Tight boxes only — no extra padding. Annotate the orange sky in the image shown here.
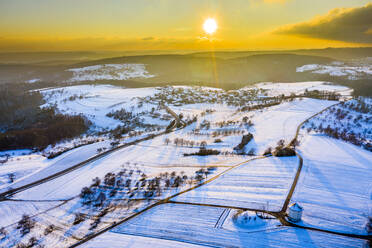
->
[0,0,371,51]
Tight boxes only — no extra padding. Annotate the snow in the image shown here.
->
[296,63,372,80]
[167,98,337,156]
[11,134,243,200]
[0,200,61,227]
[302,97,372,150]
[233,211,267,228]
[0,140,112,195]
[0,154,49,189]
[173,156,299,212]
[0,149,33,157]
[26,78,41,84]
[110,203,366,248]
[38,84,347,134]
[81,232,207,248]
[40,84,166,131]
[0,196,157,248]
[224,209,279,232]
[296,64,319,72]
[292,134,372,235]
[251,82,352,97]
[248,98,336,154]
[7,95,338,204]
[67,63,155,82]
[1,82,369,247]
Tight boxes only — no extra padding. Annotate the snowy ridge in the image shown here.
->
[250,81,352,97]
[67,63,155,82]
[297,63,372,80]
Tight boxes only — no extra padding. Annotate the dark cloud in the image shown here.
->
[274,3,372,43]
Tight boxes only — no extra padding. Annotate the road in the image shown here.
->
[70,100,372,247]
[2,100,369,247]
[0,105,184,200]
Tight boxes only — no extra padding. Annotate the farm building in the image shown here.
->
[288,203,303,222]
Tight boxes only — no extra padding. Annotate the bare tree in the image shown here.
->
[91,177,101,187]
[8,173,15,183]
[164,138,170,145]
[0,227,7,240]
[17,215,35,236]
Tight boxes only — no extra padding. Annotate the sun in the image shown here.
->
[203,18,218,35]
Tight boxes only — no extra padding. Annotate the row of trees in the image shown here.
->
[164,138,207,148]
[78,166,217,231]
[80,167,217,208]
[214,116,253,128]
[238,99,283,112]
[304,97,371,151]
[342,97,372,114]
[189,128,247,137]
[184,147,220,156]
[306,124,371,151]
[0,213,56,247]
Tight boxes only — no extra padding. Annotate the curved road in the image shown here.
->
[2,100,368,247]
[69,101,372,247]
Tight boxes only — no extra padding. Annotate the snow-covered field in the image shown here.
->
[1,85,338,192]
[251,81,352,97]
[39,83,349,133]
[0,153,49,189]
[292,134,372,235]
[82,232,207,248]
[10,97,338,201]
[0,200,62,228]
[0,81,369,247]
[297,63,372,80]
[173,156,299,211]
[247,98,336,154]
[41,84,166,131]
[169,98,337,155]
[67,64,155,82]
[11,133,243,201]
[302,97,372,150]
[109,203,366,248]
[0,140,112,194]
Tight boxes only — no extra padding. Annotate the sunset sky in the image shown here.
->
[0,0,371,51]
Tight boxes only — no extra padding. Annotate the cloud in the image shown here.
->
[0,36,227,52]
[142,37,154,41]
[273,3,372,43]
[251,0,288,5]
[263,0,287,3]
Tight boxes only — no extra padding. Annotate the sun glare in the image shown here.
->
[203,18,218,35]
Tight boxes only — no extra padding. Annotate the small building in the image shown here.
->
[288,203,303,222]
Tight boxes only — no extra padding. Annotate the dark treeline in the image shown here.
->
[0,108,90,151]
[0,84,90,151]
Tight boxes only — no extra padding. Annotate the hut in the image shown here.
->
[288,203,303,222]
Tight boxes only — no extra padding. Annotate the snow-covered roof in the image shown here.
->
[289,203,303,212]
